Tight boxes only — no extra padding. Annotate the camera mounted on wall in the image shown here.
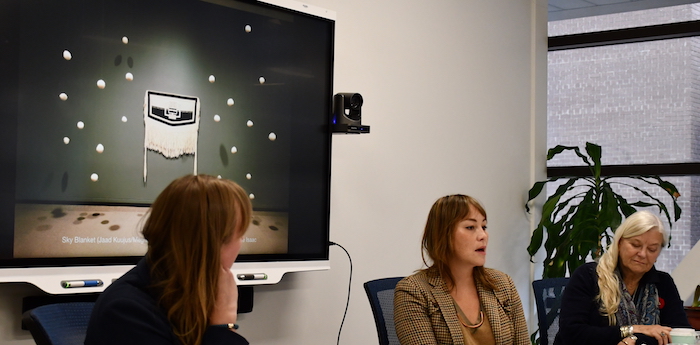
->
[332,93,370,134]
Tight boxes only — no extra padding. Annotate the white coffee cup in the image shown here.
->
[670,328,697,345]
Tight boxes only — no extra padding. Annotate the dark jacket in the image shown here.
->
[554,262,690,345]
[85,258,249,345]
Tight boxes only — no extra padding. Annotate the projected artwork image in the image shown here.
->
[14,204,149,258]
[7,0,337,260]
[14,204,288,258]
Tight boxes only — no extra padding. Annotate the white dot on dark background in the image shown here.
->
[90,173,99,182]
[121,116,128,122]
[63,137,70,144]
[59,93,68,101]
[209,75,216,83]
[247,120,253,127]
[259,76,265,84]
[268,132,277,141]
[125,72,133,81]
[63,50,72,60]
[77,121,84,129]
[214,114,221,122]
[96,144,104,153]
[97,79,106,89]
[122,36,129,44]
[245,25,252,33]
[246,173,252,180]
[227,98,234,106]
[217,175,222,179]
[230,146,237,154]
[248,193,255,200]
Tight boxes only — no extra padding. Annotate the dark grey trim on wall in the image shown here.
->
[548,20,700,51]
[548,163,700,178]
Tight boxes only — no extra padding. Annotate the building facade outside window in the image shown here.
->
[547,4,700,272]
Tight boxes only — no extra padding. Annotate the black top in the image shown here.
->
[554,262,690,345]
[85,258,249,345]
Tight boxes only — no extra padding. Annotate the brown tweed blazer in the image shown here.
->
[394,268,529,345]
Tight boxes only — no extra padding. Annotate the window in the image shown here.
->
[547,4,700,272]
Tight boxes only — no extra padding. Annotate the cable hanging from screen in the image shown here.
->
[329,241,352,345]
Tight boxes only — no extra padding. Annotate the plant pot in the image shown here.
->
[685,306,700,330]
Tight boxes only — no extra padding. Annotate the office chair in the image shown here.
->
[532,277,570,345]
[364,277,404,345]
[22,302,95,345]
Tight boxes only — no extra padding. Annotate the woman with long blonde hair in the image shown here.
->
[86,174,251,345]
[555,210,690,345]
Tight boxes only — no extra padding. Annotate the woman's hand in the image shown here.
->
[209,266,239,328]
[618,336,637,345]
[633,325,672,345]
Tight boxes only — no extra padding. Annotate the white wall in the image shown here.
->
[0,0,548,344]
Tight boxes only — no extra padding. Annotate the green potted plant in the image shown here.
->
[526,142,683,345]
[526,142,682,278]
[686,285,700,329]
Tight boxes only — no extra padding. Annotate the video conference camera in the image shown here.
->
[332,93,370,134]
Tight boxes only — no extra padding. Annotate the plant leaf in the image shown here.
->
[599,182,623,231]
[526,176,579,212]
[611,179,673,226]
[585,142,602,178]
[547,145,592,167]
[528,223,545,258]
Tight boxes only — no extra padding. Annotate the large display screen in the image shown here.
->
[0,0,333,268]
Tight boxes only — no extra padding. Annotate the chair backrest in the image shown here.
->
[22,302,95,345]
[364,277,404,345]
[532,277,570,345]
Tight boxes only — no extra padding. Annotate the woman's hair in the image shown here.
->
[421,194,495,291]
[142,174,252,345]
[596,210,667,325]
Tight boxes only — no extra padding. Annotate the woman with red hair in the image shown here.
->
[86,174,251,345]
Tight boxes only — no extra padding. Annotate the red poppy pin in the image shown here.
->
[659,297,665,309]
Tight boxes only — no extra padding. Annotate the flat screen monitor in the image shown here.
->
[0,0,334,293]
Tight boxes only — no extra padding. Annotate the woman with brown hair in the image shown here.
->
[86,174,251,345]
[394,194,529,345]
